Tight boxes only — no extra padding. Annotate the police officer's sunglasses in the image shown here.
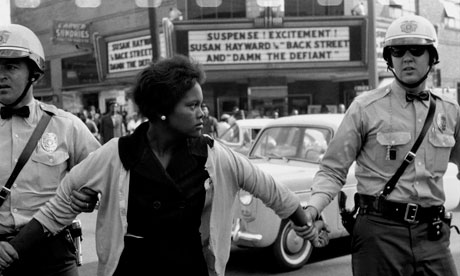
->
[388,45,427,58]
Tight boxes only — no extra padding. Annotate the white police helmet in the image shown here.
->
[0,24,45,75]
[383,15,439,66]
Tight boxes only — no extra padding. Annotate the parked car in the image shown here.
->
[217,118,272,155]
[231,114,460,271]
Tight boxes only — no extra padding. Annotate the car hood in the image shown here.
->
[251,159,318,191]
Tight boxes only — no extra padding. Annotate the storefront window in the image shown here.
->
[387,0,415,19]
[62,54,99,86]
[178,0,246,19]
[285,0,344,17]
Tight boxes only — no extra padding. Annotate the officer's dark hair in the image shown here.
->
[133,54,206,122]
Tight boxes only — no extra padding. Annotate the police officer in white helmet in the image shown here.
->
[0,24,100,275]
[296,14,460,276]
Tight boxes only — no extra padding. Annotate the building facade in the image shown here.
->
[10,0,460,118]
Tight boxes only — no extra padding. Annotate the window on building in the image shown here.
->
[285,0,344,17]
[178,0,246,19]
[14,0,40,8]
[443,1,460,29]
[62,54,99,86]
[432,68,441,87]
[388,0,415,19]
[75,0,101,8]
[34,61,51,89]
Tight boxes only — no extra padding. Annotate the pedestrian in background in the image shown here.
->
[216,113,230,137]
[0,23,100,276]
[201,103,218,137]
[227,106,245,125]
[297,15,459,276]
[126,112,142,134]
[100,101,125,144]
[0,54,327,276]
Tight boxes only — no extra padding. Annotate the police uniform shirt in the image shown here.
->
[310,81,460,211]
[0,99,100,234]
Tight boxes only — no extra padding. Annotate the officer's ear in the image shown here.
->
[30,73,42,83]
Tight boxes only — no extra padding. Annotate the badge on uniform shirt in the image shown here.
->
[436,113,447,132]
[41,132,58,153]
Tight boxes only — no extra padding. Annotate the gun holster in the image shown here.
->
[65,219,83,266]
[338,192,359,235]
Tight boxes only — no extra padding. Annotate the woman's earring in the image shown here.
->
[160,115,166,121]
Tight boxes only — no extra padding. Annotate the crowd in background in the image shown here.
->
[74,102,347,142]
[75,103,145,144]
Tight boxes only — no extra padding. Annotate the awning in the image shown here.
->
[443,1,460,19]
[389,0,404,7]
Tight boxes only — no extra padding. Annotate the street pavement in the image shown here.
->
[77,208,460,276]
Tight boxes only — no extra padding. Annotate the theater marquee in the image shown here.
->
[187,27,350,65]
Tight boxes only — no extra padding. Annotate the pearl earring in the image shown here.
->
[160,115,166,120]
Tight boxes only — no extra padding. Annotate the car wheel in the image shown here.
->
[271,219,313,271]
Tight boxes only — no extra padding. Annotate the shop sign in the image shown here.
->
[53,21,91,46]
[188,27,350,65]
[107,35,153,73]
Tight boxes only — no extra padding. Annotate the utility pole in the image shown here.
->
[368,0,378,89]
[148,6,160,62]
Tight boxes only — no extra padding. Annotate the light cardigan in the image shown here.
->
[34,137,300,276]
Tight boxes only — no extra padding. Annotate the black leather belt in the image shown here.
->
[358,194,444,224]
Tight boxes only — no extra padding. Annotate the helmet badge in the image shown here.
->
[400,20,418,34]
[0,31,11,45]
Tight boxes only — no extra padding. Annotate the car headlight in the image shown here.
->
[239,190,253,205]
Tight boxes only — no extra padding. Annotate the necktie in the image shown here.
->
[0,106,30,119]
[406,91,429,102]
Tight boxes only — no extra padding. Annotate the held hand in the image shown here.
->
[291,206,320,240]
[70,187,99,213]
[311,220,330,248]
[0,241,18,271]
[292,223,318,241]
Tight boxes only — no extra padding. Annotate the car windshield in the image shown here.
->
[219,122,263,144]
[250,126,331,163]
[219,123,242,143]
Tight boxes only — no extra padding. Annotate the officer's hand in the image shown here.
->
[70,187,99,213]
[0,241,18,271]
[304,206,319,227]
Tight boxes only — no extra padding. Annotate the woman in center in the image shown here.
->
[8,55,322,276]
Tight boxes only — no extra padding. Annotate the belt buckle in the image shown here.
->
[404,203,419,223]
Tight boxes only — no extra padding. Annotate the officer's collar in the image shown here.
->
[390,81,429,108]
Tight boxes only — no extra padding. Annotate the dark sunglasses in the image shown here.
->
[388,46,427,58]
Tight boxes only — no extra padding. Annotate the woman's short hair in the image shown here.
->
[133,55,206,121]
